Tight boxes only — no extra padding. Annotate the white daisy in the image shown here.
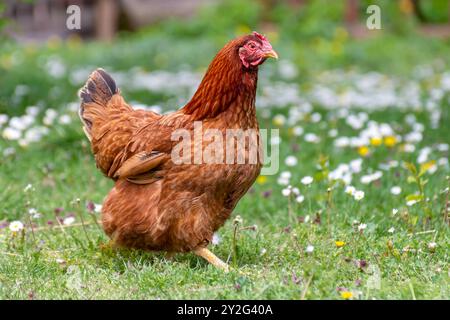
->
[345,186,356,195]
[58,114,72,125]
[328,129,338,137]
[2,127,21,140]
[94,204,102,213]
[23,184,33,193]
[9,221,24,232]
[280,171,292,179]
[292,126,304,136]
[270,136,281,145]
[304,133,320,143]
[390,186,402,195]
[63,217,75,225]
[282,187,292,197]
[301,176,313,185]
[353,190,365,201]
[285,156,298,167]
[211,233,221,245]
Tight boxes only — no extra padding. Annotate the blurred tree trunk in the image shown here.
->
[411,0,427,22]
[95,0,118,41]
[345,0,359,25]
[33,0,50,30]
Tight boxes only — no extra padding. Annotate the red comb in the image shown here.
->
[252,31,267,41]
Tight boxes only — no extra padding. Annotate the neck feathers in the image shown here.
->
[182,42,258,120]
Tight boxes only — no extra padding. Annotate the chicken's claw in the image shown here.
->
[194,247,230,272]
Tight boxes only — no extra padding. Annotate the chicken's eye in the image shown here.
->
[247,42,256,50]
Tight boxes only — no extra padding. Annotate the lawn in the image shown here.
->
[0,1,449,300]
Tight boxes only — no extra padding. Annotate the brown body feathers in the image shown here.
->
[78,34,270,253]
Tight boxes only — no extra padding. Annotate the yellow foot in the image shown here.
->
[194,247,230,272]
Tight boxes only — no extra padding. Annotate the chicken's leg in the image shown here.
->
[194,247,229,272]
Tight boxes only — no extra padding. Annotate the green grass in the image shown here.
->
[0,103,448,299]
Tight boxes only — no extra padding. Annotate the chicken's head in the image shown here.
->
[238,31,278,69]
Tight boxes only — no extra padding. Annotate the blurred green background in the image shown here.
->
[1,0,450,116]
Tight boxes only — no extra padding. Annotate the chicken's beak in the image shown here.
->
[264,49,279,60]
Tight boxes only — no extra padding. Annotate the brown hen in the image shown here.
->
[78,32,278,271]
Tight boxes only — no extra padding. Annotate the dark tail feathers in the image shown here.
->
[78,68,118,105]
[78,68,118,139]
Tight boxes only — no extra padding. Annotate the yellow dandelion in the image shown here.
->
[267,31,279,42]
[287,127,295,137]
[334,27,349,41]
[370,137,382,147]
[47,35,62,49]
[420,160,436,173]
[399,0,414,15]
[0,54,12,69]
[272,115,286,126]
[335,241,346,248]
[357,146,370,157]
[235,24,251,36]
[67,34,82,48]
[331,42,343,56]
[384,136,397,147]
[25,44,37,56]
[340,291,353,299]
[256,175,267,185]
